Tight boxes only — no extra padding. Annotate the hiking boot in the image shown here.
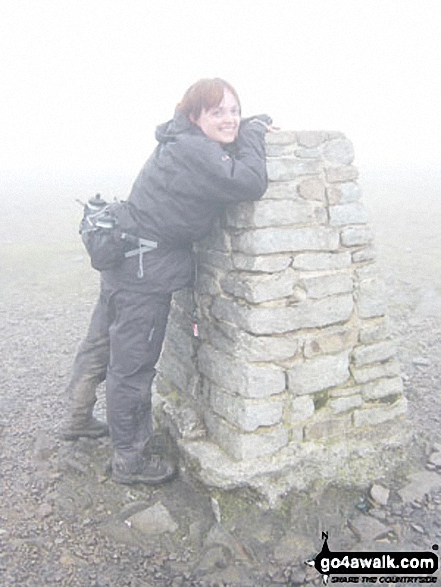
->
[112,453,177,486]
[59,417,109,440]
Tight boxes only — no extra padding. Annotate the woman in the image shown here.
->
[61,78,274,485]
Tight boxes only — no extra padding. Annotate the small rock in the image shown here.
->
[398,471,441,503]
[370,483,390,507]
[196,544,231,575]
[410,523,425,534]
[37,503,53,519]
[127,502,178,536]
[428,452,441,467]
[348,515,391,542]
[412,357,431,367]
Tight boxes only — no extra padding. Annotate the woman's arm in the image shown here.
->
[166,118,270,204]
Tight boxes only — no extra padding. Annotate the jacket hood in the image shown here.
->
[155,112,199,143]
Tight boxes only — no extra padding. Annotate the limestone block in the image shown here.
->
[288,351,350,395]
[158,351,194,394]
[264,180,299,200]
[211,294,354,335]
[301,273,353,299]
[204,411,289,460]
[294,147,321,158]
[329,203,369,226]
[265,131,297,145]
[362,376,403,401]
[304,412,353,440]
[231,226,340,255]
[327,182,361,205]
[352,341,395,367]
[303,328,358,358]
[329,394,363,414]
[326,166,359,183]
[197,344,285,398]
[292,251,352,271]
[298,177,327,202]
[359,318,391,344]
[296,131,327,147]
[209,386,284,432]
[351,359,401,384]
[267,157,322,181]
[226,199,322,229]
[220,270,296,304]
[341,226,373,246]
[322,139,355,165]
[352,247,376,263]
[356,279,387,319]
[291,396,315,423]
[353,397,407,428]
[231,253,292,273]
[265,143,296,157]
[209,321,299,362]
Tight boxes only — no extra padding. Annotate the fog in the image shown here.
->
[1,0,440,246]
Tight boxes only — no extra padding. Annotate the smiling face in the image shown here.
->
[192,90,240,144]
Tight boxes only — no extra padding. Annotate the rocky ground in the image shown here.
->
[1,167,441,585]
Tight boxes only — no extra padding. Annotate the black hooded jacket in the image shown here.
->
[101,112,269,293]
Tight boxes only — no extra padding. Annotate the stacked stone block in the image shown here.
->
[155,130,407,492]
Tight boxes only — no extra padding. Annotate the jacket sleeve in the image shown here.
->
[165,119,268,204]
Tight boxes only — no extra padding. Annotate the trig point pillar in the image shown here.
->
[155,130,409,507]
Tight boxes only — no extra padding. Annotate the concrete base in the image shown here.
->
[155,393,413,509]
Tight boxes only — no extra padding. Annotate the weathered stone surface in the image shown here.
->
[298,177,327,202]
[198,249,233,271]
[292,251,352,271]
[296,130,327,147]
[322,139,355,165]
[303,327,357,358]
[128,503,178,536]
[359,318,391,344]
[352,341,396,367]
[232,226,339,255]
[353,397,407,428]
[263,180,298,199]
[267,157,323,181]
[232,253,292,273]
[288,351,350,395]
[211,294,354,335]
[226,199,322,228]
[341,226,373,246]
[351,359,400,384]
[301,272,353,299]
[304,412,352,440]
[207,321,299,362]
[220,270,296,303]
[362,377,403,401]
[356,277,387,319]
[291,396,315,423]
[326,165,359,183]
[329,203,369,226]
[209,386,284,432]
[352,247,376,263]
[327,181,361,205]
[265,130,297,145]
[329,394,363,414]
[265,143,296,156]
[197,344,285,398]
[205,412,289,460]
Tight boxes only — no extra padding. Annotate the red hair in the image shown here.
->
[176,78,241,121]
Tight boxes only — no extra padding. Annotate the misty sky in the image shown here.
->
[1,0,440,197]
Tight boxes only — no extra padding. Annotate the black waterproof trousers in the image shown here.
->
[65,281,171,469]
